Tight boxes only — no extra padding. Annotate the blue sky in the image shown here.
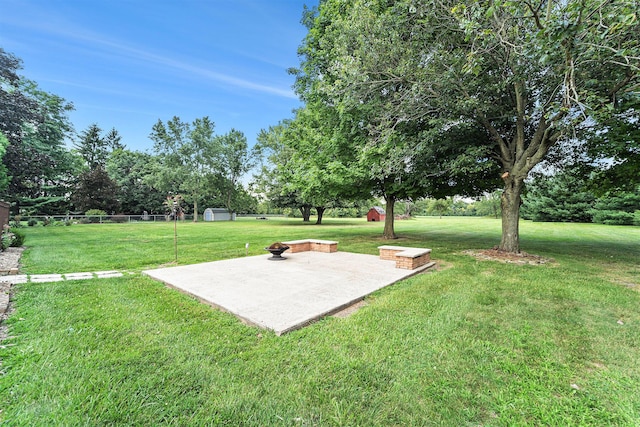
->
[0,0,317,151]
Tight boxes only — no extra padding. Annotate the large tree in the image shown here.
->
[0,48,39,145]
[0,48,76,214]
[149,116,218,221]
[71,167,120,213]
[70,124,125,213]
[106,149,166,214]
[293,2,500,238]
[283,106,372,225]
[254,121,317,222]
[365,120,499,237]
[299,0,639,252]
[214,128,260,216]
[255,112,370,224]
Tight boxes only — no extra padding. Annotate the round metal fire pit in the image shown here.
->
[265,243,290,261]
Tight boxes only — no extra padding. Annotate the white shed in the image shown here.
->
[204,208,235,221]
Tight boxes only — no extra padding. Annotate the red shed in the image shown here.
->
[367,206,386,222]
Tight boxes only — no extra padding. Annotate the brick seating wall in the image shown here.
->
[379,247,402,261]
[286,241,311,253]
[311,241,337,253]
[283,239,338,253]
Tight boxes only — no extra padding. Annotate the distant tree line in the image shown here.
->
[409,181,640,227]
[0,48,259,220]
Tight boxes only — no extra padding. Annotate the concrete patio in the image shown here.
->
[143,250,434,335]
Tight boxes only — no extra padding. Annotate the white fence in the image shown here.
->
[17,214,286,224]
[19,214,187,224]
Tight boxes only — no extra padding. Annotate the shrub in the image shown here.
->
[10,230,25,247]
[85,209,107,216]
[591,210,635,225]
[28,219,38,227]
[85,209,107,223]
[0,228,24,249]
[10,215,23,228]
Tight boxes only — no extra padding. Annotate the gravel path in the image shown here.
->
[0,247,23,274]
[0,247,23,342]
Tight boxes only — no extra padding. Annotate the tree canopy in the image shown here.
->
[71,167,120,213]
[1,48,77,214]
[0,49,259,217]
[149,116,218,220]
[215,128,260,215]
[254,120,316,221]
[292,0,639,250]
[3,11,638,231]
[150,117,258,220]
[582,95,640,193]
[106,149,166,214]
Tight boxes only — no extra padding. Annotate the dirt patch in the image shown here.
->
[463,248,554,265]
[430,260,453,271]
[331,300,369,318]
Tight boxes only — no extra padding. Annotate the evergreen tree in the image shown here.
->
[521,170,595,223]
[591,189,640,225]
[75,124,122,170]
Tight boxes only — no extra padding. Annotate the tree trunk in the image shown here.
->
[383,195,397,239]
[315,207,325,225]
[193,198,198,222]
[300,205,311,222]
[499,177,524,253]
[225,189,234,220]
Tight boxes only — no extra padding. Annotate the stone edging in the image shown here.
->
[0,271,130,319]
[3,271,127,285]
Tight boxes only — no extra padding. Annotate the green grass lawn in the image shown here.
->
[2,217,639,425]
